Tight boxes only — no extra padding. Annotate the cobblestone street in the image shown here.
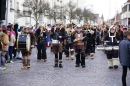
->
[0,47,130,86]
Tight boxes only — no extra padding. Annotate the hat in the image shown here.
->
[77,24,82,28]
[109,25,116,31]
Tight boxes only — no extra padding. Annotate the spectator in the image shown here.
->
[119,31,130,86]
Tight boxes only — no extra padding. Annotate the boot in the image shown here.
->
[70,51,74,60]
[21,59,27,69]
[90,53,94,59]
[70,55,74,60]
[75,64,80,67]
[54,59,58,67]
[112,58,119,69]
[59,60,63,68]
[85,54,88,59]
[27,59,30,68]
[44,59,47,62]
[66,57,69,60]
[108,59,113,69]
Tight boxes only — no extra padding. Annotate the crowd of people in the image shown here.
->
[0,22,130,86]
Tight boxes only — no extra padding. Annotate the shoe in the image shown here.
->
[21,66,27,69]
[0,67,6,70]
[2,64,7,67]
[37,59,41,62]
[82,65,85,68]
[54,64,58,67]
[59,64,63,68]
[75,64,80,67]
[44,59,47,62]
[66,57,69,60]
[71,58,74,60]
[10,60,14,63]
[114,65,118,69]
[90,53,94,59]
[109,66,113,69]
[27,65,30,68]
[85,54,88,59]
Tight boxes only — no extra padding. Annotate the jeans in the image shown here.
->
[122,66,130,86]
[9,46,13,60]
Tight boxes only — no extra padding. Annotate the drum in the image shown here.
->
[51,39,59,45]
[104,46,113,51]
[113,46,119,50]
[96,45,104,50]
[17,34,31,51]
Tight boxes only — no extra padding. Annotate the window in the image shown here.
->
[10,0,12,8]
[122,5,127,13]
[17,2,19,10]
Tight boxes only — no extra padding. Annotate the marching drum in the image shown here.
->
[17,34,31,51]
[104,46,113,51]
[113,46,119,50]
[51,39,59,45]
[96,45,104,50]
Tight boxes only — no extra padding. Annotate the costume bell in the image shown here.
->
[50,24,66,68]
[104,26,121,69]
[65,24,75,60]
[73,24,87,68]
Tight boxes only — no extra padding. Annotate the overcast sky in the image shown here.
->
[74,0,127,21]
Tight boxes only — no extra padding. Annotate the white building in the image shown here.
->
[4,0,52,26]
[121,0,130,27]
[3,0,83,26]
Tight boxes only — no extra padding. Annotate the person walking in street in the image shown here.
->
[73,24,87,68]
[119,31,130,86]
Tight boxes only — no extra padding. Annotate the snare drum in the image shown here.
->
[104,46,113,51]
[113,46,119,50]
[17,34,31,51]
[51,39,59,45]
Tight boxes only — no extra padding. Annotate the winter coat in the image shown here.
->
[119,38,130,66]
[1,33,9,51]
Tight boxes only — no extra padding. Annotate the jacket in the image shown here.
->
[1,33,9,51]
[9,34,16,46]
[119,38,130,66]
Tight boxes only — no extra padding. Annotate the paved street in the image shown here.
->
[0,47,130,86]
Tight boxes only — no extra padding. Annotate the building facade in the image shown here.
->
[121,0,130,27]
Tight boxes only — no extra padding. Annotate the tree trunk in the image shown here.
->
[54,12,56,23]
[35,20,38,28]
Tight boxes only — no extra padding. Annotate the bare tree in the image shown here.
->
[75,8,83,23]
[65,1,76,23]
[48,4,61,23]
[83,8,96,23]
[16,0,50,27]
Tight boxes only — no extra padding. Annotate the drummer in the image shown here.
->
[104,26,121,69]
[21,27,35,69]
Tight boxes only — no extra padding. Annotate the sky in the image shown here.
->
[74,0,127,21]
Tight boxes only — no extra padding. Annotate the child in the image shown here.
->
[119,31,130,86]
